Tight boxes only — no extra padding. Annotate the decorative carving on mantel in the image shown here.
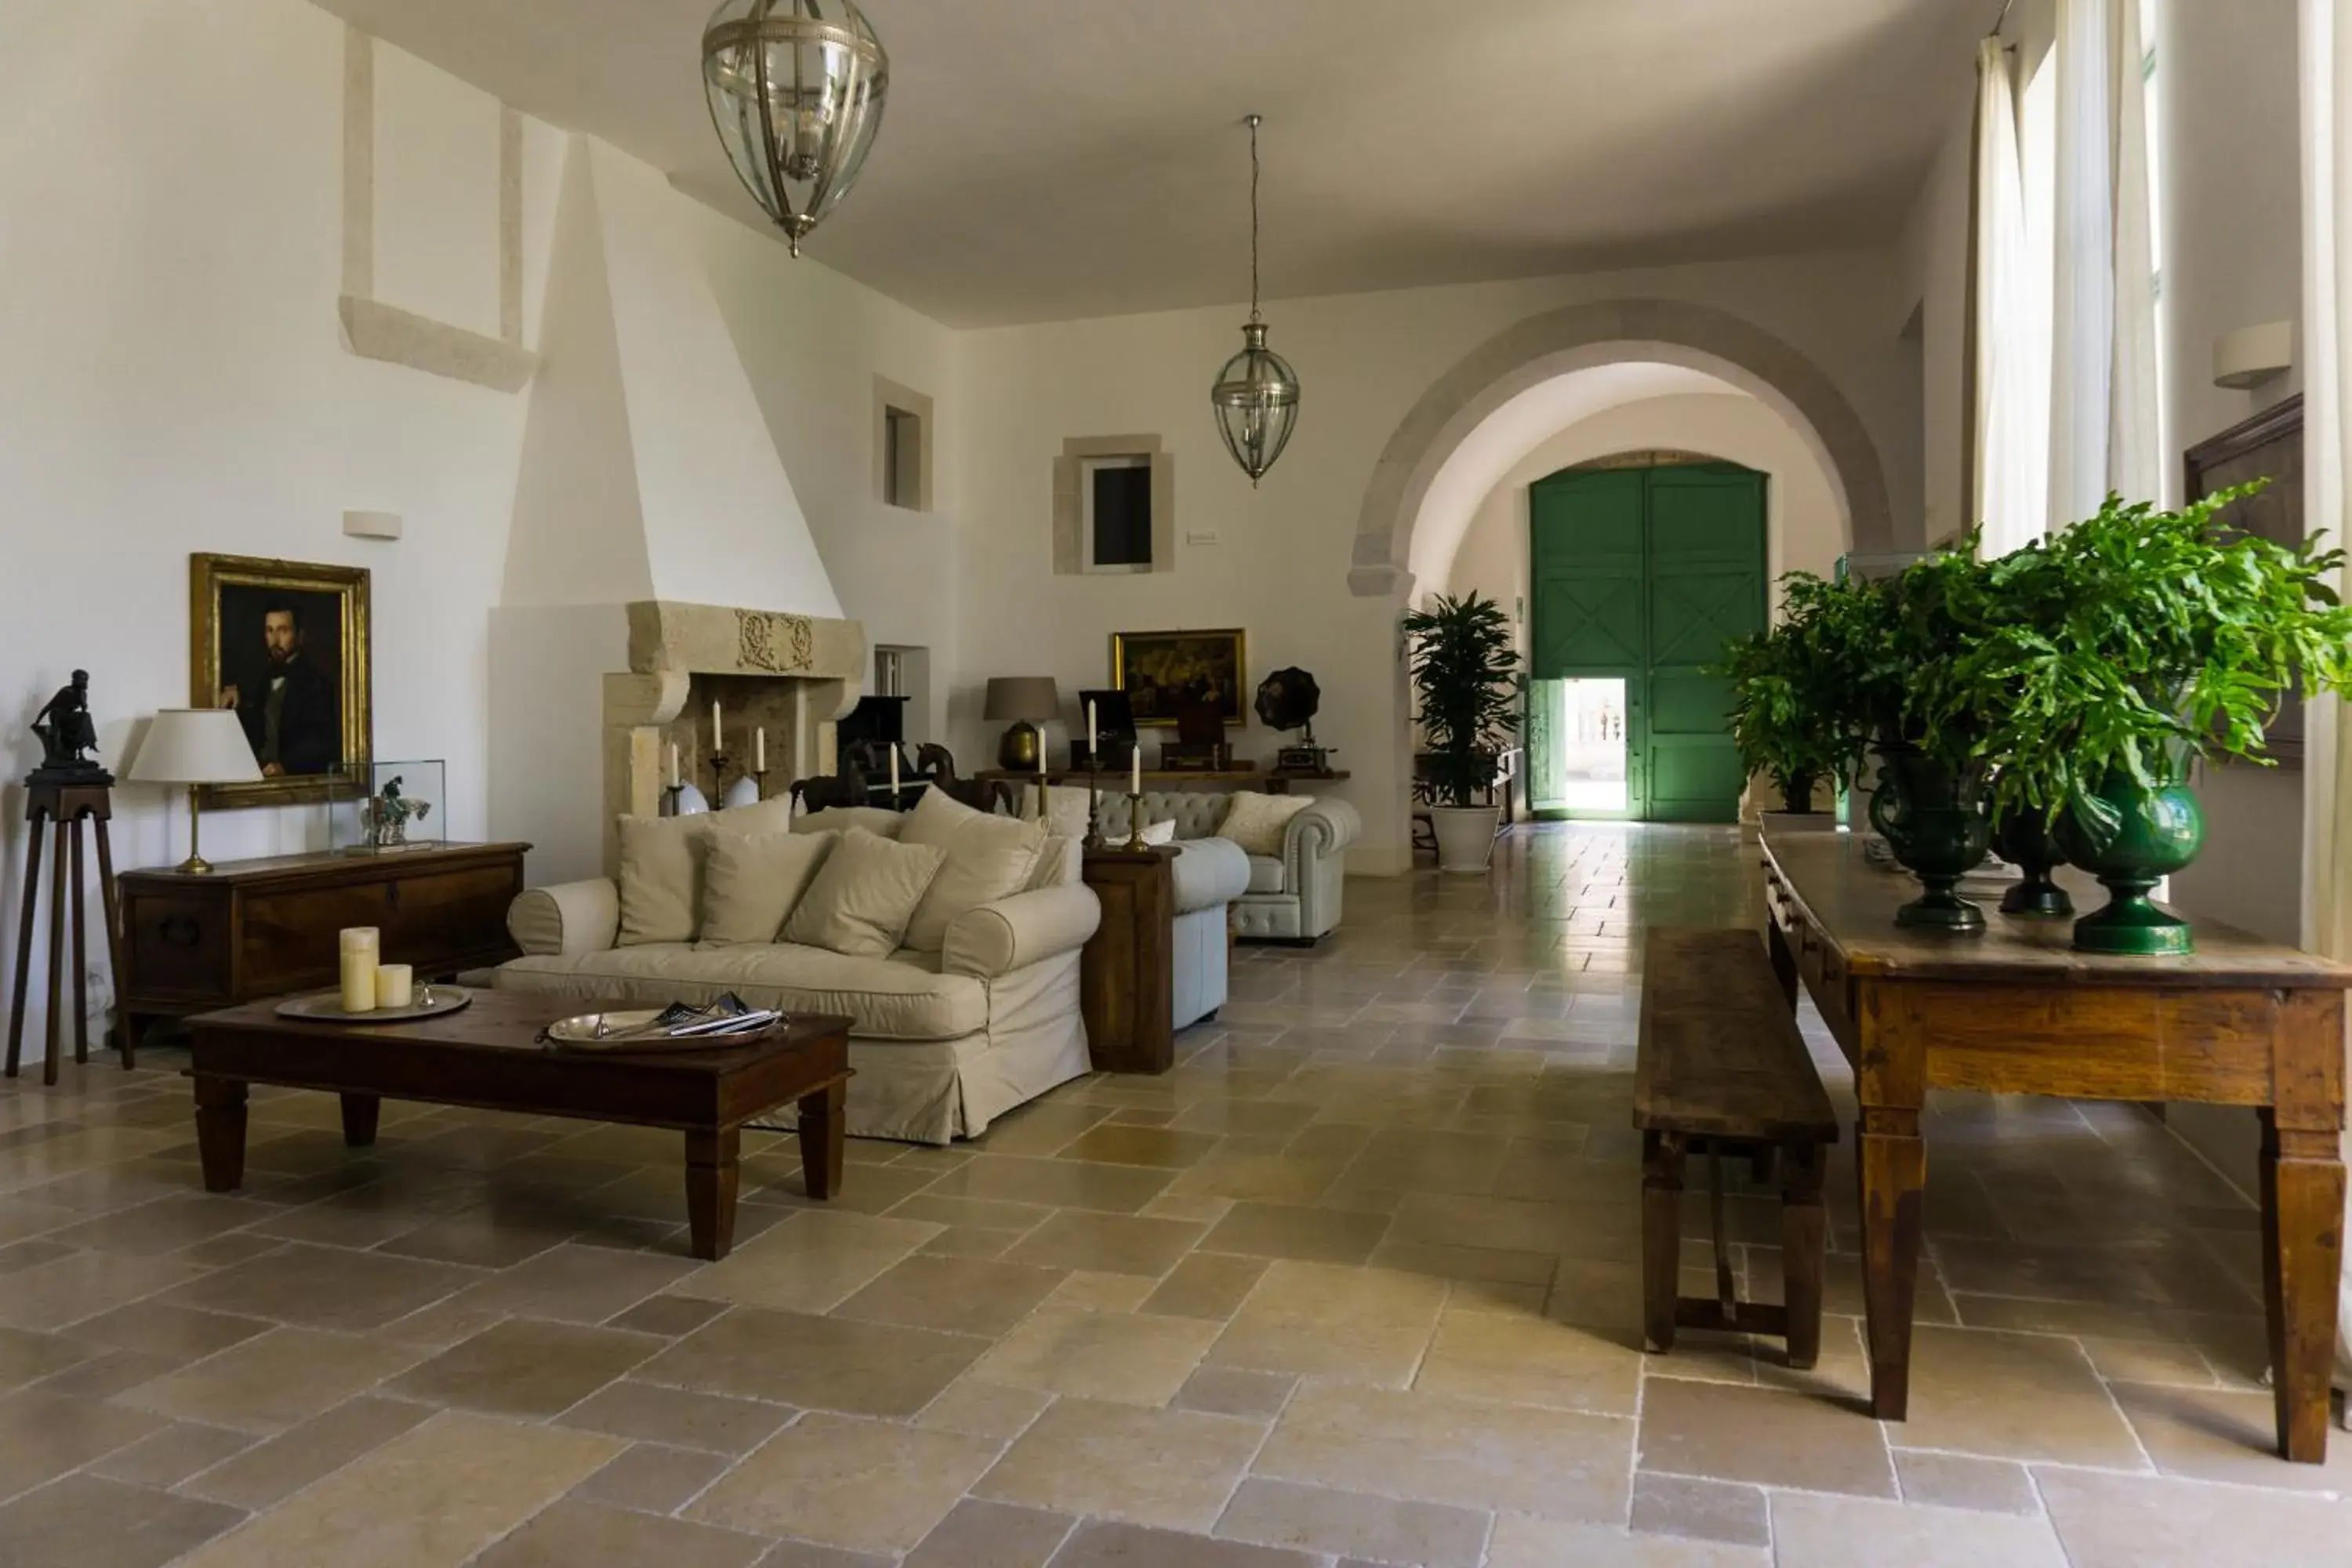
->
[738,609,816,673]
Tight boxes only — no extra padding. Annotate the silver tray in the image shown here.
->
[542,1007,782,1052]
[274,985,472,1024]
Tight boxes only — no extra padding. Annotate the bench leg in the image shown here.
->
[1642,1129,1686,1354]
[1780,1142,1828,1370]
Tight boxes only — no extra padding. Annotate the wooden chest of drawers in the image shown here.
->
[118,841,528,1047]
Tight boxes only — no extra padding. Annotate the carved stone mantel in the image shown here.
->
[599,601,868,871]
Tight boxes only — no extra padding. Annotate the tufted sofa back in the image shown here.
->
[1094,789,1236,840]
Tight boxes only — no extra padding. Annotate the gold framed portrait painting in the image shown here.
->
[1111,628,1247,728]
[190,554,372,806]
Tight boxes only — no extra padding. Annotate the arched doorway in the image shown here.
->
[1360,299,1892,858]
[1351,298,1896,600]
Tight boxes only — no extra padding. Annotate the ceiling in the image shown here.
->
[313,0,1995,328]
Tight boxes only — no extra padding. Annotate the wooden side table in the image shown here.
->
[1080,844,1178,1074]
[117,841,529,1051]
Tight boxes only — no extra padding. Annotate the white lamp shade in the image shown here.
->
[129,709,264,785]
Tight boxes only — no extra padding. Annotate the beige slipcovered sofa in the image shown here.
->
[496,804,1098,1145]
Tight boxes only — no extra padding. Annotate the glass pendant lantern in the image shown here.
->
[1210,114,1300,485]
[702,0,890,258]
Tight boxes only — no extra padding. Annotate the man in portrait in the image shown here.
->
[219,600,339,776]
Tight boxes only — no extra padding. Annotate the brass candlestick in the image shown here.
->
[1125,790,1148,852]
[1083,763,1103,848]
[706,752,732,798]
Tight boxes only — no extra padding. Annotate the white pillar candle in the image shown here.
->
[1037,738,1047,779]
[711,699,723,753]
[1131,747,1142,795]
[375,963,414,1010]
[338,927,379,1013]
[669,742,681,788]
[754,726,765,774]
[1087,700,1098,752]
[889,746,900,793]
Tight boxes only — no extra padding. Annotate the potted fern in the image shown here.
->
[1722,572,1882,817]
[1942,485,2352,953]
[1405,592,1522,873]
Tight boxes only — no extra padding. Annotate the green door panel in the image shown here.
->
[1525,462,1764,824]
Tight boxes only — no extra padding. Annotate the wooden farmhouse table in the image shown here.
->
[1760,829,2350,1462]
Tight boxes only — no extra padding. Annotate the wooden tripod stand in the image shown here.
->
[6,775,131,1085]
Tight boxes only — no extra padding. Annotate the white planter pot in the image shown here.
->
[1428,804,1501,873]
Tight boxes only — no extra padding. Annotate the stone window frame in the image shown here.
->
[873,375,935,513]
[1054,434,1175,575]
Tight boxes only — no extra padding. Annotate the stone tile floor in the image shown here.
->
[1,822,2347,1566]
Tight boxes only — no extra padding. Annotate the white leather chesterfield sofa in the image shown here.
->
[1098,790,1359,944]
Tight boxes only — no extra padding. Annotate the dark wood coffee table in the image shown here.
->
[183,989,853,1261]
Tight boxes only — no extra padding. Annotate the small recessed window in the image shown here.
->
[883,406,923,509]
[1083,455,1152,573]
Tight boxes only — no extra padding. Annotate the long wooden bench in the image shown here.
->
[1635,927,1839,1367]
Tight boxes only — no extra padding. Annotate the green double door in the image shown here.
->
[1528,462,1766,822]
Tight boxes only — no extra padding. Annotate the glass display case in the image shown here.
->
[330,759,446,855]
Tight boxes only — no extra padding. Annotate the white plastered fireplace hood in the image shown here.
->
[489,134,862,883]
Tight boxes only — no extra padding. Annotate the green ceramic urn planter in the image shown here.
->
[1990,808,2072,919]
[1867,743,1991,931]
[2053,767,2204,955]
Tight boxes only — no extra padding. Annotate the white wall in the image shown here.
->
[0,0,953,1060]
[956,249,1922,873]
[2150,0,2306,1191]
[0,2,564,1054]
[1443,391,1850,624]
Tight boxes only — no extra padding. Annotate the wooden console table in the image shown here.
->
[1761,830,2349,1462]
[1079,844,1178,1074]
[118,841,528,1050]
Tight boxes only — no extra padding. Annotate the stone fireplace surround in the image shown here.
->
[601,600,866,873]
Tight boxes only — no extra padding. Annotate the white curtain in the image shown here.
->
[2048,0,2161,524]
[1973,38,2046,557]
[2296,0,2352,1392]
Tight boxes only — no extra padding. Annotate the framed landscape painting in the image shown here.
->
[1112,627,1247,728]
[190,554,372,806]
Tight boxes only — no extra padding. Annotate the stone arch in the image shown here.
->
[1349,298,1896,598]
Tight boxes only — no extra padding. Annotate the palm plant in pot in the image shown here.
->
[1944,485,2352,953]
[1404,591,1522,873]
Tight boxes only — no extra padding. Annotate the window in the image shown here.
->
[882,407,920,508]
[1082,454,1153,572]
[872,376,933,511]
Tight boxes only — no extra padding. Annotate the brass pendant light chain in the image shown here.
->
[1248,113,1263,325]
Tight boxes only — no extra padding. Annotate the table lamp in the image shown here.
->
[984,677,1061,772]
[129,710,262,873]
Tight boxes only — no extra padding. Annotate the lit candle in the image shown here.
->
[339,927,379,1013]
[754,726,766,774]
[669,742,680,788]
[711,699,723,753]
[375,963,414,1010]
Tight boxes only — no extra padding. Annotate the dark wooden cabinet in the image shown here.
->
[1080,845,1176,1074]
[118,842,528,1046]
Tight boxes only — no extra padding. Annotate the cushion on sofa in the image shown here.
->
[700,829,834,946]
[1140,818,1178,846]
[498,941,988,1040]
[1218,791,1316,855]
[1246,855,1287,895]
[1026,833,1081,891]
[898,789,1050,953]
[1017,783,1093,840]
[793,806,906,839]
[614,796,798,946]
[782,826,948,958]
